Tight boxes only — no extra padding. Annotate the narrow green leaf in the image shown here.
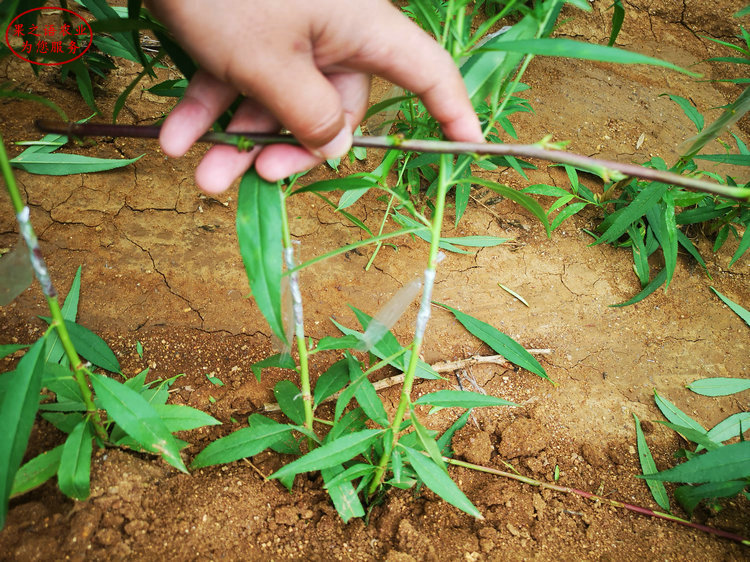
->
[191,414,294,468]
[270,429,382,481]
[655,422,720,451]
[485,38,698,76]
[598,182,670,245]
[694,154,750,166]
[152,404,221,433]
[57,420,93,501]
[364,93,414,121]
[410,407,447,472]
[401,445,482,519]
[315,335,361,352]
[147,78,189,97]
[551,202,588,230]
[645,201,677,290]
[465,178,550,236]
[236,171,286,344]
[0,339,45,528]
[10,152,143,175]
[274,380,306,425]
[610,267,668,307]
[634,414,669,511]
[434,302,549,380]
[710,288,750,327]
[687,376,750,397]
[438,235,508,247]
[313,359,350,407]
[706,412,750,444]
[607,0,625,47]
[321,465,366,523]
[642,441,750,483]
[61,320,120,373]
[347,354,389,427]
[676,230,710,278]
[662,94,704,131]
[44,266,82,365]
[674,480,748,515]
[10,444,63,498]
[327,407,368,443]
[90,374,187,472]
[0,344,28,360]
[437,410,472,457]
[250,353,296,382]
[293,176,376,195]
[414,390,518,409]
[41,412,85,434]
[322,463,375,491]
[653,390,707,434]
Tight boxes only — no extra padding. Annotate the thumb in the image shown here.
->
[245,58,353,159]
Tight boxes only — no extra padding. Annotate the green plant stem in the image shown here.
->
[35,121,749,201]
[0,133,107,441]
[279,191,315,439]
[443,456,750,547]
[368,154,452,495]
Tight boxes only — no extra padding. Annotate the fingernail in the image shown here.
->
[311,126,352,159]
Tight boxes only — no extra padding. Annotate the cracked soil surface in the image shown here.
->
[1,1,749,560]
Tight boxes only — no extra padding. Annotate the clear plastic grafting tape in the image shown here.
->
[357,275,423,352]
[283,245,304,337]
[15,206,56,298]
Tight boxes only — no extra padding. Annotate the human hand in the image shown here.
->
[146,0,483,193]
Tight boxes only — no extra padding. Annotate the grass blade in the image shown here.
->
[90,374,187,473]
[401,444,483,519]
[634,414,670,511]
[57,420,93,501]
[0,338,45,529]
[435,302,550,381]
[236,171,286,343]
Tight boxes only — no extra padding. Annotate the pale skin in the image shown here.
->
[146,0,483,193]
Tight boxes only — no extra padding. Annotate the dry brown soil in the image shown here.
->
[1,2,749,560]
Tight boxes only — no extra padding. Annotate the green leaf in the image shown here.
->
[63,320,120,373]
[293,176,376,195]
[347,354,389,427]
[44,266,82,365]
[313,359,350,407]
[90,374,187,472]
[0,338,45,528]
[662,94,704,131]
[634,414,669,511]
[321,465,366,523]
[315,335,362,352]
[485,38,698,76]
[410,407,447,472]
[401,445,482,519]
[191,414,294,469]
[465,178,550,236]
[597,182,670,245]
[57,420,93,501]
[0,344,28,360]
[656,422,719,451]
[694,154,750,166]
[364,94,414,121]
[729,222,750,268]
[687,376,750,397]
[147,78,189,97]
[710,288,750,327]
[653,390,707,435]
[414,390,517,409]
[607,0,625,46]
[41,412,85,434]
[10,445,63,498]
[674,481,748,515]
[236,171,286,344]
[270,429,382,481]
[461,15,539,104]
[610,267,668,307]
[437,410,472,457]
[250,353,296,382]
[645,201,677,290]
[706,412,750,445]
[274,380,306,425]
[438,235,509,247]
[434,302,549,381]
[152,404,221,433]
[327,407,368,443]
[10,152,143,175]
[642,441,750,483]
